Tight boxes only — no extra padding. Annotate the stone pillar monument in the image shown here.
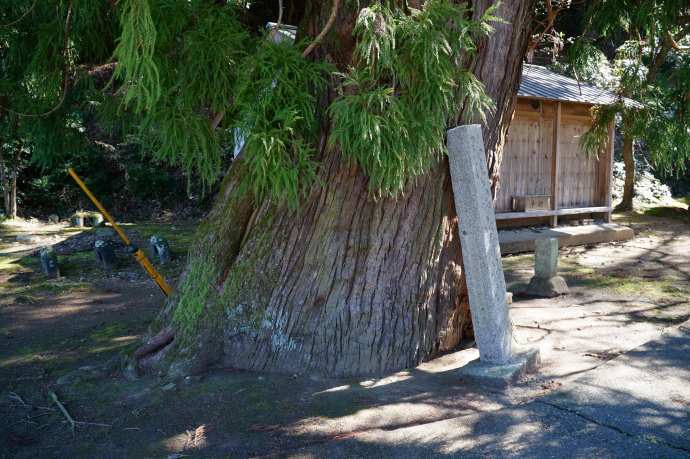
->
[446,125,515,365]
[446,125,540,387]
[525,237,569,297]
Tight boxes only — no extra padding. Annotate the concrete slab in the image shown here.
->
[457,346,540,388]
[498,223,634,254]
[540,326,690,451]
[263,321,690,459]
[267,402,683,459]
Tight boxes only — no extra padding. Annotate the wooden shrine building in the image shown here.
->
[495,65,636,228]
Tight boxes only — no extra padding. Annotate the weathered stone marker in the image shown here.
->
[447,125,540,387]
[525,237,569,297]
[535,237,558,279]
[40,246,60,278]
[446,124,515,364]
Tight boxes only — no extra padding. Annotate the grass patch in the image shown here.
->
[91,323,130,341]
[643,206,688,221]
[501,253,533,270]
[0,253,41,272]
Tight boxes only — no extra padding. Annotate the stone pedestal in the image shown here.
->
[525,237,569,297]
[446,125,515,365]
[458,346,541,388]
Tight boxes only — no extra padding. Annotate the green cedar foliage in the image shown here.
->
[329,1,500,196]
[232,40,331,206]
[111,0,331,206]
[567,0,690,177]
[114,0,501,205]
[111,0,249,189]
[112,0,161,113]
[4,0,501,209]
[0,0,118,167]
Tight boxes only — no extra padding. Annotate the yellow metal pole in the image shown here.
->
[131,248,172,296]
[67,168,172,296]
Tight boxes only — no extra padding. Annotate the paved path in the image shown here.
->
[265,321,690,458]
[498,223,633,254]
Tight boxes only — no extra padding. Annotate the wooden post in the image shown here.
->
[604,118,615,222]
[550,102,562,227]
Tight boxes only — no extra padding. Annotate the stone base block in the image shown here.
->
[525,275,569,297]
[457,346,540,388]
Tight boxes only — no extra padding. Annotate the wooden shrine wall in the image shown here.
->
[495,99,604,213]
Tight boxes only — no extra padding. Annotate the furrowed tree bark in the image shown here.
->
[10,140,23,218]
[616,122,635,212]
[142,0,537,379]
[0,143,9,215]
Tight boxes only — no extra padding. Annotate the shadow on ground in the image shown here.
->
[1,211,689,458]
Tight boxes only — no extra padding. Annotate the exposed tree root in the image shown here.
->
[133,326,176,362]
[49,391,76,435]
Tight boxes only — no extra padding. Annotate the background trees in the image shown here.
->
[555,0,690,211]
[0,1,213,219]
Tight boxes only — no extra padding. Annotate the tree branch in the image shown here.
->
[210,0,285,130]
[269,0,284,41]
[211,0,338,129]
[210,110,225,129]
[528,0,569,53]
[666,27,690,51]
[0,0,75,118]
[648,33,674,84]
[0,0,38,28]
[302,0,340,58]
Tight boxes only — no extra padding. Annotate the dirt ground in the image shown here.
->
[1,205,689,458]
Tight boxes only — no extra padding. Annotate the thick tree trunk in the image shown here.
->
[10,141,23,219]
[616,128,635,212]
[143,0,536,379]
[0,144,9,215]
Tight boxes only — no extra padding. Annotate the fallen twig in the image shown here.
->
[247,423,280,432]
[49,391,76,435]
[48,392,112,433]
[74,421,112,428]
[8,392,27,406]
[7,392,56,411]
[672,397,690,406]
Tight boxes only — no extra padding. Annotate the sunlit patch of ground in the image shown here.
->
[0,209,689,458]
